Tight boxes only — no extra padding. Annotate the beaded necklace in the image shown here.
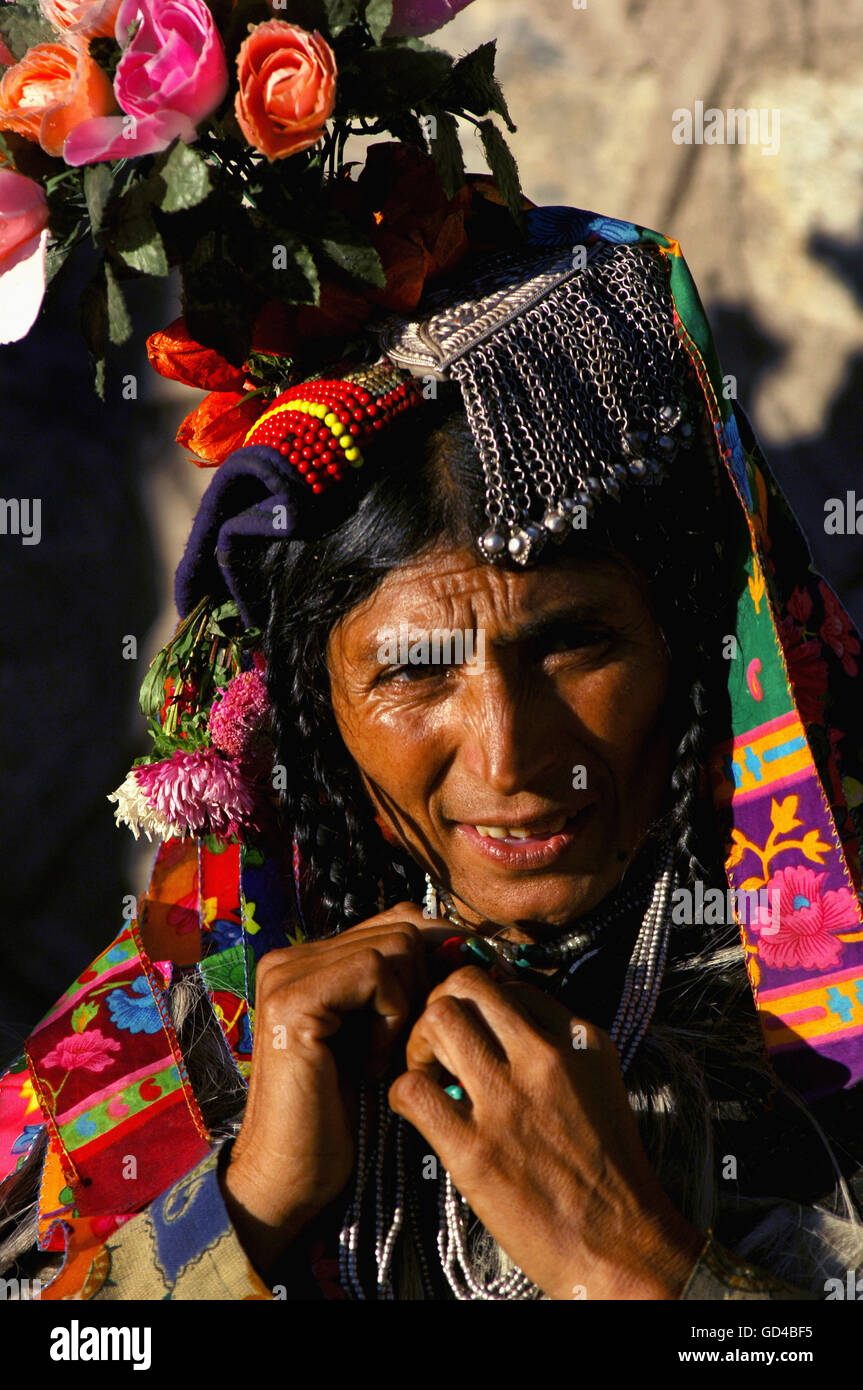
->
[338,840,679,1299]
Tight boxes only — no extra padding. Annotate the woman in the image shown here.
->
[2,210,862,1300]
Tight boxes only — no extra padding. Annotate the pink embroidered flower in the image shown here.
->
[819,582,860,677]
[208,669,271,771]
[109,747,265,841]
[786,585,813,625]
[63,0,228,165]
[753,865,858,971]
[777,616,829,726]
[42,1029,121,1073]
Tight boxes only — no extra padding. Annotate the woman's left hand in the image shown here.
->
[388,966,703,1300]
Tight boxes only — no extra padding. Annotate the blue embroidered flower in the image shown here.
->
[11,1123,42,1156]
[106,976,163,1034]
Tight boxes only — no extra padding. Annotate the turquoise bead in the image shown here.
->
[444,1084,466,1102]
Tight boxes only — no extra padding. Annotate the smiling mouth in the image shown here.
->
[455,808,595,865]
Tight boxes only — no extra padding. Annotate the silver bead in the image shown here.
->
[542,508,568,535]
[629,459,647,477]
[507,533,527,557]
[479,528,505,556]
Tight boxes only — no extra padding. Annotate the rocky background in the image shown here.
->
[2,0,862,1058]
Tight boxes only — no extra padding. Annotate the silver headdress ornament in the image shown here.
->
[375,241,698,565]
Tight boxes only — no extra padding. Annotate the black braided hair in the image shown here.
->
[248,388,745,937]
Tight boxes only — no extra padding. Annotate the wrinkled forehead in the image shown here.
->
[328,543,653,660]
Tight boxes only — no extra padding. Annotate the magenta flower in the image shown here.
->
[819,582,860,677]
[110,746,265,841]
[42,1029,121,1073]
[386,0,476,38]
[208,669,271,770]
[0,170,49,345]
[753,865,858,971]
[63,0,228,165]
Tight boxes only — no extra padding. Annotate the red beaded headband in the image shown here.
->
[244,360,425,495]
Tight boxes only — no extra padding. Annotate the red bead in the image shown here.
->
[301,447,313,460]
[326,462,339,474]
[365,403,378,417]
[313,441,325,455]
[297,460,309,474]
[278,442,290,455]
[312,483,324,494]
[356,390,370,405]
[337,411,351,425]
[288,450,301,465]
[332,470,344,482]
[373,419,385,430]
[317,427,330,441]
[352,409,364,422]
[319,450,334,466]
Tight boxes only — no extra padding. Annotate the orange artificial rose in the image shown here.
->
[0,41,116,158]
[235,21,336,162]
[38,0,123,40]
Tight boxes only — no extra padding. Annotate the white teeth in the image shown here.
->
[474,818,568,840]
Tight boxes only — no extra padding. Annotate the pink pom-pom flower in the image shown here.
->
[208,668,272,772]
[109,746,265,842]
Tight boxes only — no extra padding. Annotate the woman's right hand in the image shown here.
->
[219,902,450,1275]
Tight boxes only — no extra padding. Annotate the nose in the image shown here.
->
[454,659,567,796]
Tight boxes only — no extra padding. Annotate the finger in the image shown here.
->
[282,948,412,1047]
[422,965,541,1056]
[388,1067,470,1151]
[260,929,423,998]
[404,990,507,1095]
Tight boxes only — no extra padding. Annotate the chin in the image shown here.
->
[455,870,616,935]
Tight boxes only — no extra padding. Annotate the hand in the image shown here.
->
[221,902,452,1275]
[388,966,703,1300]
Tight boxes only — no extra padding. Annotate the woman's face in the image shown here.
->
[327,543,674,939]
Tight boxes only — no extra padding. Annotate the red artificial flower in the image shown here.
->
[176,389,267,467]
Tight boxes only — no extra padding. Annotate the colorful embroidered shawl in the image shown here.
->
[2,207,862,1295]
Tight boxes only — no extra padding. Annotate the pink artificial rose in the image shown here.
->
[39,0,123,39]
[63,0,228,165]
[0,170,50,345]
[385,0,476,38]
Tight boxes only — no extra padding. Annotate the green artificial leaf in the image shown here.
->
[79,263,109,356]
[111,186,169,276]
[363,0,391,42]
[0,1,55,59]
[105,259,133,344]
[425,107,464,197]
[149,141,212,213]
[84,165,113,236]
[245,219,320,303]
[444,41,515,131]
[89,35,123,81]
[322,0,358,34]
[45,242,73,288]
[318,217,384,287]
[383,109,427,150]
[477,120,524,229]
[339,40,452,116]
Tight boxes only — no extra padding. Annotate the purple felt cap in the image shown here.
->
[174,445,306,624]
